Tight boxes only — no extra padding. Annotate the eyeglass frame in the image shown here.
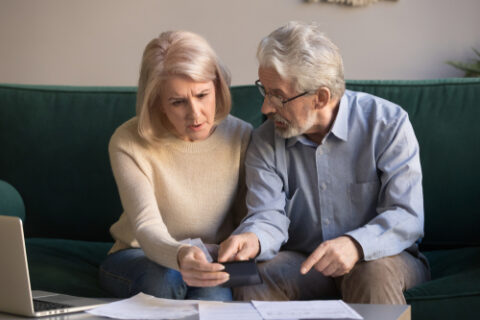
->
[255,79,313,108]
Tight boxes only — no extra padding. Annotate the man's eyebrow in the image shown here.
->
[270,88,286,96]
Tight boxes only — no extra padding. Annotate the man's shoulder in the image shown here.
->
[245,119,283,160]
[223,114,253,132]
[345,90,407,123]
[218,115,253,144]
[251,119,277,144]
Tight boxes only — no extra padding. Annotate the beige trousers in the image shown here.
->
[234,250,430,304]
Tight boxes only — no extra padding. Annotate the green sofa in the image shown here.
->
[1,79,479,319]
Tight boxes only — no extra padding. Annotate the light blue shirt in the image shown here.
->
[234,90,424,261]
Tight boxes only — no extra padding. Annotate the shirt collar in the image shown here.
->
[286,134,316,148]
[329,93,349,142]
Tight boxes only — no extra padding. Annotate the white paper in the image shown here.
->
[87,292,198,319]
[199,302,263,320]
[252,300,363,320]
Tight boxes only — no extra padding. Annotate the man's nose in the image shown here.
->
[261,98,276,115]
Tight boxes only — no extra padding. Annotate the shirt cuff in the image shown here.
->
[233,219,289,261]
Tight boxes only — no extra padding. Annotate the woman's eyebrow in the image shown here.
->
[195,88,211,95]
[168,96,185,101]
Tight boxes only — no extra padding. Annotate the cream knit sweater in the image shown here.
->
[108,115,252,270]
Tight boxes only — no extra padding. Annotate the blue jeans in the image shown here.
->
[99,248,232,301]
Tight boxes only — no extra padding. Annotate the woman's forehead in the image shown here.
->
[161,76,214,97]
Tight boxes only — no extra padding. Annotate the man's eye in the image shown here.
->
[272,94,284,101]
[197,93,208,99]
[266,92,283,101]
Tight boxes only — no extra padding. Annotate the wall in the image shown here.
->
[0,0,479,86]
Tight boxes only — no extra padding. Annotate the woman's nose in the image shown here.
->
[188,100,202,119]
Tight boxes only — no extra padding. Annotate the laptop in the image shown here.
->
[0,215,108,317]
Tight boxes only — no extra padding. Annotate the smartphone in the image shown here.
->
[220,260,263,287]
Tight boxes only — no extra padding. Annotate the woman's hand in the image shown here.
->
[177,246,229,287]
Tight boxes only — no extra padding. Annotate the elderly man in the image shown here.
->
[218,21,430,304]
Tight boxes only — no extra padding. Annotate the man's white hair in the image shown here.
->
[257,21,345,99]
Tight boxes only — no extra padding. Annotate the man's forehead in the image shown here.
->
[258,67,294,94]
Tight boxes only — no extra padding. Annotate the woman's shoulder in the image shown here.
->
[109,117,143,149]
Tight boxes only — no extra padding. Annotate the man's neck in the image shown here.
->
[305,99,340,144]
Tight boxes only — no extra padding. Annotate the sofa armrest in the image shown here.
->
[0,179,25,221]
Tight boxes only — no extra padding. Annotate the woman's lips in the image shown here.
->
[188,123,205,131]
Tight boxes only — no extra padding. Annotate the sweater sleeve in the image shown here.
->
[109,128,187,270]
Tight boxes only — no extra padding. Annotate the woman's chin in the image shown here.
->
[185,129,211,142]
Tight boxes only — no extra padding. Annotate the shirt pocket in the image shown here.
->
[348,181,380,227]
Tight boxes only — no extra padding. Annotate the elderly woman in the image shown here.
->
[98,31,252,301]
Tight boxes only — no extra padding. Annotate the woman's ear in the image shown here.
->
[314,87,331,109]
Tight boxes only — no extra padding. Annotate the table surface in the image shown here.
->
[0,301,410,320]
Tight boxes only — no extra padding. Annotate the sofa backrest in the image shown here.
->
[1,79,479,248]
[0,85,135,241]
[0,84,264,242]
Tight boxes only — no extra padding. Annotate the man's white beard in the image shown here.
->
[273,113,316,139]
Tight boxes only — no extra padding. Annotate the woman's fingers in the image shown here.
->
[179,245,230,287]
[180,267,229,287]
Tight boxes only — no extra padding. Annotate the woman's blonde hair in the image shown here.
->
[136,31,231,142]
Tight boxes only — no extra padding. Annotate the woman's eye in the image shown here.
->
[171,100,184,106]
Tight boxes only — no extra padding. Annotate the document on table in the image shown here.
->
[87,292,197,319]
[87,292,363,320]
[252,300,363,320]
[199,301,263,320]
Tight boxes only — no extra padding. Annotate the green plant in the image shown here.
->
[447,48,480,77]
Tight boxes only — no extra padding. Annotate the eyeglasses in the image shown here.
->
[255,80,311,109]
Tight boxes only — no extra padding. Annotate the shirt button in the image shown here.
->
[320,183,327,191]
[323,218,330,225]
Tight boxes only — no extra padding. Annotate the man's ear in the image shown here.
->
[314,87,331,109]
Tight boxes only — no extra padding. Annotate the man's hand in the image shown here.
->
[300,236,363,278]
[177,246,229,287]
[217,232,260,262]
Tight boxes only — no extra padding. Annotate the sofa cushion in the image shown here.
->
[26,238,112,297]
[405,247,480,319]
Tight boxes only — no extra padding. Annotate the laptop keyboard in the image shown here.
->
[33,299,73,312]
